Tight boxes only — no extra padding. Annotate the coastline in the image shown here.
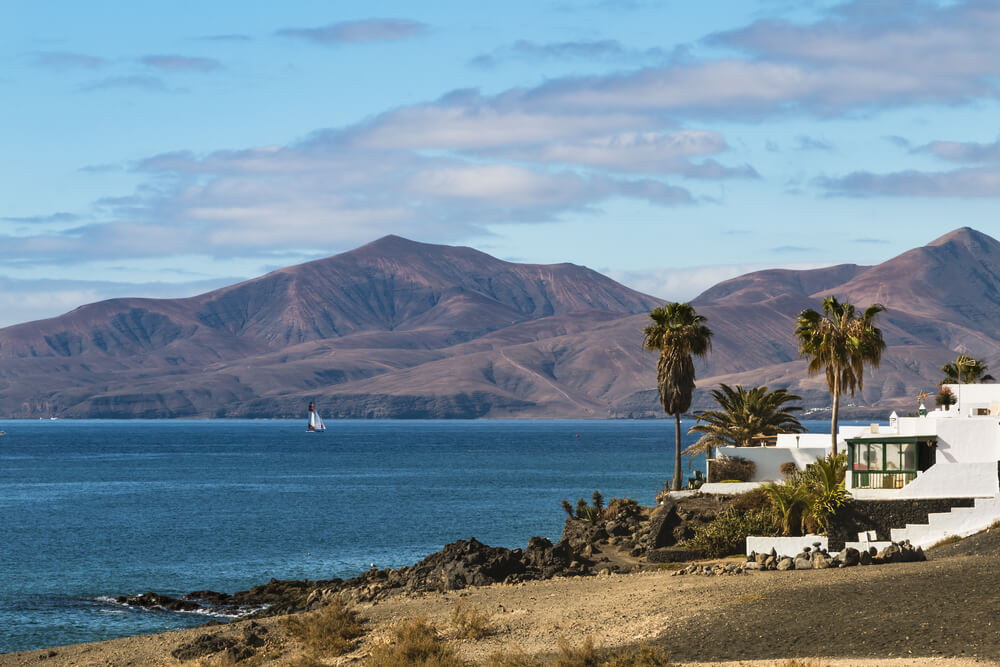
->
[4,535,1000,666]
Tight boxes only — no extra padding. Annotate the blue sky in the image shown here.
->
[3,0,1000,327]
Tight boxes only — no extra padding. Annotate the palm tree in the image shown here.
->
[794,296,886,455]
[760,482,809,537]
[940,354,995,385]
[802,453,849,534]
[684,384,806,459]
[643,302,712,491]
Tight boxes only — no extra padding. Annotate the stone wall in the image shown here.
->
[828,498,975,552]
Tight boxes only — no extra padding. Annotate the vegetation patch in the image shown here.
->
[684,507,778,558]
[552,636,673,667]
[366,617,464,667]
[708,455,755,483]
[932,534,963,548]
[450,600,495,639]
[283,597,364,658]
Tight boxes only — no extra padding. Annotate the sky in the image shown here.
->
[3,0,1000,328]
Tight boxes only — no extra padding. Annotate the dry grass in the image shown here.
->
[366,617,465,667]
[451,600,496,639]
[552,636,674,667]
[282,597,365,658]
[931,534,964,548]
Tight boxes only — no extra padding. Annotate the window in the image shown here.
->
[848,438,929,490]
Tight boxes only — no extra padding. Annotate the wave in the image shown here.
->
[92,595,268,620]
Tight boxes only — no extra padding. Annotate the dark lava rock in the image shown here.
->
[226,645,257,662]
[243,621,268,647]
[184,590,232,604]
[116,592,200,612]
[647,501,682,548]
[171,634,237,661]
[647,546,701,563]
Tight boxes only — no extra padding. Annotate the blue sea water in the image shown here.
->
[0,418,832,654]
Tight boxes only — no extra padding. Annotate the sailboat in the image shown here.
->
[306,401,326,433]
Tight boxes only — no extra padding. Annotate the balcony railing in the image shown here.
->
[851,470,917,490]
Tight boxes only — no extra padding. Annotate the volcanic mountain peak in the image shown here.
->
[926,226,999,251]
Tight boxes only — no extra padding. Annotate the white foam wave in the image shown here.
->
[91,595,268,619]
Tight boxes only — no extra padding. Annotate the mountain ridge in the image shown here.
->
[1,228,998,419]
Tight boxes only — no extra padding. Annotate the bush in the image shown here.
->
[366,617,464,667]
[450,600,494,639]
[684,507,778,558]
[283,597,364,658]
[936,386,957,408]
[729,487,772,513]
[708,455,756,483]
[553,637,673,667]
[779,461,800,478]
[562,491,605,523]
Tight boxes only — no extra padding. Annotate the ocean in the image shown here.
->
[0,418,830,654]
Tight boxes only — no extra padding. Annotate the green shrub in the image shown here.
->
[684,507,778,558]
[562,491,605,523]
[779,461,800,478]
[729,487,772,513]
[708,456,756,483]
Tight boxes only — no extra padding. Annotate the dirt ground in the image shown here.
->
[4,531,1000,666]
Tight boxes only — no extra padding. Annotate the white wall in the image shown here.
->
[946,383,1000,416]
[935,418,1000,462]
[851,462,999,500]
[715,445,830,483]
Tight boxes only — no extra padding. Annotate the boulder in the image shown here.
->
[878,543,902,564]
[117,592,200,612]
[842,547,860,567]
[859,549,873,566]
[647,502,682,548]
[776,557,794,571]
[812,552,831,569]
[793,556,812,570]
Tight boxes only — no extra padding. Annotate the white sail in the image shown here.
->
[307,402,326,432]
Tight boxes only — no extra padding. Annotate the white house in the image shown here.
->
[700,384,1000,554]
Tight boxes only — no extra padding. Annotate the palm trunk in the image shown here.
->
[830,374,841,456]
[672,413,683,491]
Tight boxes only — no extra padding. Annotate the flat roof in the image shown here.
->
[844,434,937,444]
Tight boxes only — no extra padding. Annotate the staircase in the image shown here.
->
[844,493,1000,552]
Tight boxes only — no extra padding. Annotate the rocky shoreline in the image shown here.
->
[113,493,930,620]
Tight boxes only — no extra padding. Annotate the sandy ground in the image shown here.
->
[4,541,1000,666]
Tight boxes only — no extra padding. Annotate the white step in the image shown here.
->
[889,496,1000,549]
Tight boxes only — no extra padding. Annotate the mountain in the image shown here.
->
[2,228,999,419]
[0,235,660,418]
[690,227,1000,413]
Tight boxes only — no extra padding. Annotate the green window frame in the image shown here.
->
[846,436,934,490]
